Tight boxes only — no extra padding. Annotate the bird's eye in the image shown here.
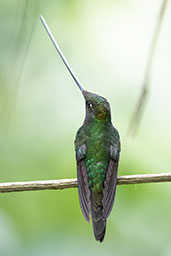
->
[87,102,93,110]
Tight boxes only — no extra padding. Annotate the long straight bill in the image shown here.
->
[40,15,85,92]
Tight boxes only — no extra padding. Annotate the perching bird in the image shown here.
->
[40,15,121,242]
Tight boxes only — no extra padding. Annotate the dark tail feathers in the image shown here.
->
[91,192,106,242]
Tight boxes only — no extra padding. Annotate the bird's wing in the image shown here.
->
[75,129,91,222]
[102,128,120,219]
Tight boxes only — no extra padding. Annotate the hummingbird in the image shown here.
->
[40,16,121,242]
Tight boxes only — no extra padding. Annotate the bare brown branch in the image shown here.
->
[128,0,168,136]
[0,173,171,193]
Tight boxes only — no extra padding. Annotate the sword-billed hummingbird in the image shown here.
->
[40,16,121,242]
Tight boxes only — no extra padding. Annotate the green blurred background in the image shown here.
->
[1,0,171,255]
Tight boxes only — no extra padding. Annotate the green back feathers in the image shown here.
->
[85,120,112,193]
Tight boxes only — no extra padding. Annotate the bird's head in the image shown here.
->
[83,91,111,122]
[40,16,111,124]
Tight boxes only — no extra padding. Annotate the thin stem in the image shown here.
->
[0,173,171,193]
[128,0,168,136]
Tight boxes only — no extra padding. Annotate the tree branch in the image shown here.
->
[128,0,168,136]
[1,173,171,193]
